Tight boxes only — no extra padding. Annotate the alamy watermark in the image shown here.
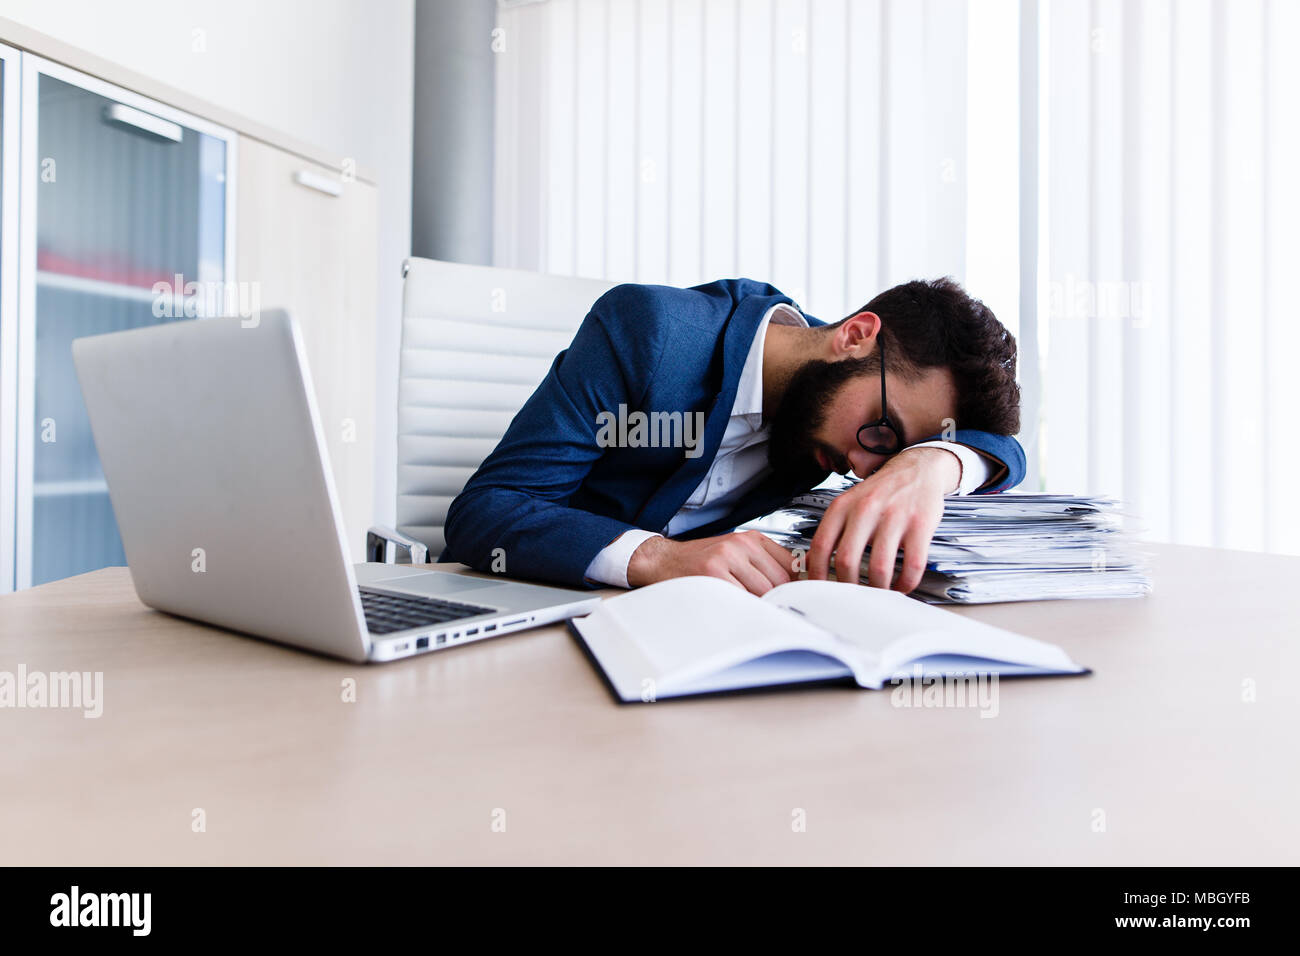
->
[50,886,150,936]
[595,404,706,459]
[151,274,262,327]
[1047,274,1153,326]
[0,665,103,718]
[889,665,999,718]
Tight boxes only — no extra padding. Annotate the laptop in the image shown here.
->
[71,310,601,663]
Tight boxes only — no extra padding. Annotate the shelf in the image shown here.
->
[36,270,192,307]
[33,478,110,498]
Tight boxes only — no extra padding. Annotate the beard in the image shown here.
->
[766,356,877,487]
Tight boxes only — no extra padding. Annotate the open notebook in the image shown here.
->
[570,577,1088,701]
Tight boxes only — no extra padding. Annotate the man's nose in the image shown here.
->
[848,447,886,478]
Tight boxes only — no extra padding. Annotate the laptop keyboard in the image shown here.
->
[358,587,496,635]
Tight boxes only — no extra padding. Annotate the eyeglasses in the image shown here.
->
[856,341,903,455]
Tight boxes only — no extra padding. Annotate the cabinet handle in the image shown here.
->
[293,170,343,197]
[102,103,183,142]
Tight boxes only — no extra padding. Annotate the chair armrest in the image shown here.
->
[365,525,430,565]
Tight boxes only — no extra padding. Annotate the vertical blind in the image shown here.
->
[1042,0,1299,554]
[493,0,1300,556]
[494,0,974,322]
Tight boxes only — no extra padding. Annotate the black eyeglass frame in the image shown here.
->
[855,341,903,456]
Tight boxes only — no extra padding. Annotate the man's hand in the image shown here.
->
[808,446,960,592]
[627,530,798,596]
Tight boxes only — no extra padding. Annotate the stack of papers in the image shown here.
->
[741,477,1152,604]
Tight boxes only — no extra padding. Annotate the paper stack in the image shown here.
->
[741,477,1152,604]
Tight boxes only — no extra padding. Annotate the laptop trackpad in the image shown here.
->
[383,572,502,599]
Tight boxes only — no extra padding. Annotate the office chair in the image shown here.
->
[366,257,615,563]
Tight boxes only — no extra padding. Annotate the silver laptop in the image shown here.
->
[72,310,601,663]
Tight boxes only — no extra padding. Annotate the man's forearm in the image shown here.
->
[444,486,645,589]
[586,529,663,588]
[907,440,995,494]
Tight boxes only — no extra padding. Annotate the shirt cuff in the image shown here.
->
[583,529,664,588]
[908,440,993,495]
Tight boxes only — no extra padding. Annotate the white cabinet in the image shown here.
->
[0,41,379,588]
[236,137,377,562]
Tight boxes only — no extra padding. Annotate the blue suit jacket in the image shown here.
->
[442,278,1025,588]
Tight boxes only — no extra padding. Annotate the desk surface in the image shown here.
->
[1,544,1296,865]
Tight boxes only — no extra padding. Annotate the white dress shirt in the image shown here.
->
[583,303,993,587]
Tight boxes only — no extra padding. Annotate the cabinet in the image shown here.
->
[236,137,377,562]
[0,35,379,589]
[6,54,236,589]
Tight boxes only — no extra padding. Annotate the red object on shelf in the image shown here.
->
[37,248,181,291]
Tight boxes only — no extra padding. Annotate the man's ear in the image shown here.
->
[829,311,882,361]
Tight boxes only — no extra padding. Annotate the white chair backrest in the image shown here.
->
[397,257,617,555]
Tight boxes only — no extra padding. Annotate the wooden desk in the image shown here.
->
[1,544,1296,865]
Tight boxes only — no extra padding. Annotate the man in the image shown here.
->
[443,276,1023,595]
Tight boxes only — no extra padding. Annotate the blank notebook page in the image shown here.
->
[599,576,833,678]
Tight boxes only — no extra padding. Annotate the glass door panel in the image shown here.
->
[20,58,233,587]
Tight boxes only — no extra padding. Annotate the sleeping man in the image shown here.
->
[442,276,1023,596]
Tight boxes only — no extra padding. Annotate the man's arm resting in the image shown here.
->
[626,531,798,595]
[446,485,652,588]
[584,529,663,588]
[594,443,991,590]
[907,440,991,495]
[911,429,1025,492]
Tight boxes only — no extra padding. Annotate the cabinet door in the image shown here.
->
[15,56,236,589]
[236,137,377,562]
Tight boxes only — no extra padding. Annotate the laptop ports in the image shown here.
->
[416,636,429,650]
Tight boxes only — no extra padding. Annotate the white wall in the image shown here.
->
[1,0,414,526]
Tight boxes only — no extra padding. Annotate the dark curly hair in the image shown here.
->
[834,277,1021,435]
